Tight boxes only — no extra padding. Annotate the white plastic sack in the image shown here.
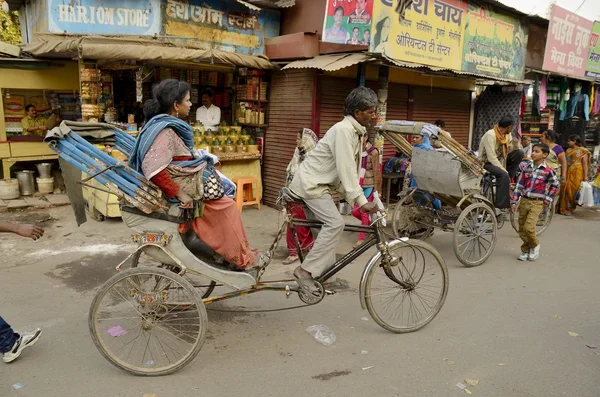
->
[577,181,594,207]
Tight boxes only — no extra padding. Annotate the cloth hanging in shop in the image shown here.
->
[546,77,560,109]
[473,87,522,151]
[539,75,547,110]
[557,118,586,148]
[559,78,569,115]
[532,75,541,117]
[594,86,600,115]
[561,90,590,121]
[590,84,595,114]
[520,91,527,117]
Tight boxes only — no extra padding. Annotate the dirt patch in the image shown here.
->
[2,210,57,225]
[45,251,129,293]
[312,370,352,381]
[205,305,252,324]
[571,208,600,221]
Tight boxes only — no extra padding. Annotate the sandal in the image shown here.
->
[282,255,299,265]
[293,268,320,296]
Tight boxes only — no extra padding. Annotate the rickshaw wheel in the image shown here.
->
[89,267,207,376]
[510,198,555,236]
[453,203,497,267]
[130,250,217,299]
[391,193,434,240]
[364,239,448,333]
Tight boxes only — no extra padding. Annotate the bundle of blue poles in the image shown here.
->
[47,127,166,214]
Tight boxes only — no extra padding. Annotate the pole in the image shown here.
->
[375,65,389,165]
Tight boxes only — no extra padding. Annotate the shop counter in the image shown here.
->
[1,140,58,179]
[217,152,262,201]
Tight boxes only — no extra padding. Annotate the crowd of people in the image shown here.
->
[2,81,597,364]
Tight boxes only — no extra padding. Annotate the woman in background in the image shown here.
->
[283,128,318,265]
[557,135,590,215]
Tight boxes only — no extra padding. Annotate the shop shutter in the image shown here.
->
[319,76,357,136]
[263,69,316,207]
[412,86,471,146]
[383,83,409,161]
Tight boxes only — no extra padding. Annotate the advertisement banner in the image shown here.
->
[322,0,374,46]
[163,0,280,55]
[47,0,161,36]
[461,3,528,80]
[585,21,600,79]
[370,0,468,70]
[542,5,593,78]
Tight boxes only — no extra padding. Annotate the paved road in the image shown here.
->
[1,206,599,397]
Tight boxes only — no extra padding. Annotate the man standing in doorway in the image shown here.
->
[0,222,44,363]
[196,90,221,132]
[289,86,379,293]
[478,115,524,209]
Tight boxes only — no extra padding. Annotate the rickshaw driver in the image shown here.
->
[288,86,379,294]
[478,115,524,209]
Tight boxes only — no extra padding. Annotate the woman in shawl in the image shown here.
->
[557,135,591,215]
[130,79,257,270]
[283,129,318,265]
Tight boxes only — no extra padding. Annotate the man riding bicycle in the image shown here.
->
[478,115,524,209]
[289,86,379,294]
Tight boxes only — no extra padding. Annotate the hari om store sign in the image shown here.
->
[542,5,593,78]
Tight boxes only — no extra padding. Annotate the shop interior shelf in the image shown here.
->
[240,123,268,128]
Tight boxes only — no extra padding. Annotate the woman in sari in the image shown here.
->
[129,79,257,270]
[283,129,318,265]
[557,134,591,215]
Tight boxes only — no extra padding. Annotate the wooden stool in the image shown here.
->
[232,177,261,212]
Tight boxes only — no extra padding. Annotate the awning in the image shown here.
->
[384,55,532,85]
[24,33,276,70]
[282,53,375,72]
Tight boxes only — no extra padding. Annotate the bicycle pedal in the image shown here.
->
[285,285,291,299]
[325,289,335,295]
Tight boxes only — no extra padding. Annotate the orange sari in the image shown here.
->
[557,147,590,214]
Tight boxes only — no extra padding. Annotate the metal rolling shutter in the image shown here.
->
[383,83,409,161]
[263,69,316,207]
[412,86,471,146]
[319,76,357,136]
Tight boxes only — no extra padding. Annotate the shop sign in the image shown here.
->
[162,0,280,55]
[322,0,374,46]
[542,5,593,78]
[460,3,528,80]
[47,0,161,35]
[585,21,600,79]
[370,0,468,70]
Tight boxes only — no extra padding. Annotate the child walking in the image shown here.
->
[511,143,559,261]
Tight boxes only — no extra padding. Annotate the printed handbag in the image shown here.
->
[202,167,225,201]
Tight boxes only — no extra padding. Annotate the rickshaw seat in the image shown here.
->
[280,187,304,204]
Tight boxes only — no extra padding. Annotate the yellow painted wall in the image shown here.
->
[326,64,476,91]
[0,61,79,90]
[0,61,79,144]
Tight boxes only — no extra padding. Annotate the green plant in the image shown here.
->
[0,10,22,45]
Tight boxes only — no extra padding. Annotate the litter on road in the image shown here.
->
[306,325,336,346]
[362,366,374,370]
[568,331,579,337]
[586,344,597,349]
[465,379,479,386]
[13,383,24,390]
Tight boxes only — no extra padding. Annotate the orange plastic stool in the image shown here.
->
[232,177,261,212]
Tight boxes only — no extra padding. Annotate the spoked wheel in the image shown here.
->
[89,267,207,376]
[391,192,434,240]
[453,203,497,267]
[510,199,554,236]
[131,250,217,299]
[364,239,448,333]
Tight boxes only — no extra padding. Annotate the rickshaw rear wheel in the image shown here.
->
[89,267,207,376]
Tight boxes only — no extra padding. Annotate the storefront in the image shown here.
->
[0,58,80,180]
[261,56,477,206]
[525,5,599,154]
